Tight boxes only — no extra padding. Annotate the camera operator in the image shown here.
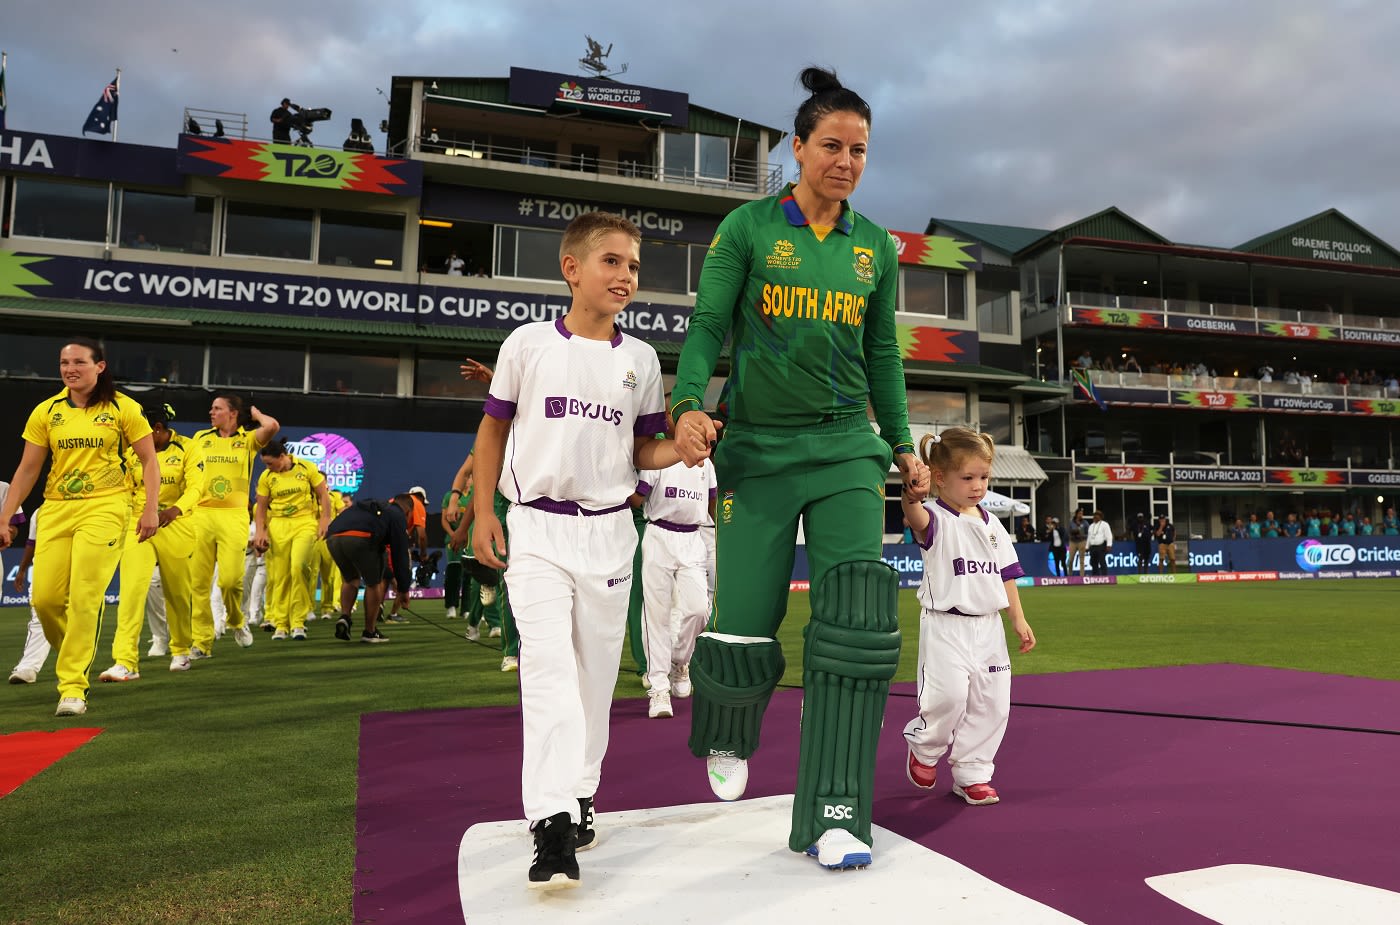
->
[270,98,300,144]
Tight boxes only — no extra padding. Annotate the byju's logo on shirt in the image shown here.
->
[544,396,623,426]
[952,558,998,577]
[664,486,705,500]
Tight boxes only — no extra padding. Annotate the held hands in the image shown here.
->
[895,453,930,501]
[158,506,182,528]
[252,529,270,554]
[674,409,721,467]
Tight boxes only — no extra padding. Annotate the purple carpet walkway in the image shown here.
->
[355,665,1400,924]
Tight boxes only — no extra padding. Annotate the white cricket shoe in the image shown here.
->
[647,690,674,719]
[233,626,254,648]
[706,751,748,801]
[55,697,87,717]
[189,646,211,661]
[669,662,692,698]
[169,655,191,672]
[465,621,480,642]
[271,631,288,641]
[291,628,307,641]
[445,606,459,620]
[148,641,169,657]
[488,625,502,638]
[99,664,140,683]
[501,655,519,672]
[9,667,38,684]
[806,828,872,870]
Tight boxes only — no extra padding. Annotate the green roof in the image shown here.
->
[926,218,1050,256]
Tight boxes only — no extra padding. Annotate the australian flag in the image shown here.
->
[82,76,119,135]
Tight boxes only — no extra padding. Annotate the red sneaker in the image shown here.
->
[953,782,1000,805]
[906,748,937,790]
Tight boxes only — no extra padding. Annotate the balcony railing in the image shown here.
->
[1066,292,1400,332]
[1081,368,1399,401]
[411,136,785,196]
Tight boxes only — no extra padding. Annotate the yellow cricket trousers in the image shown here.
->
[113,514,196,670]
[312,539,341,616]
[191,506,252,652]
[30,495,128,701]
[266,517,319,633]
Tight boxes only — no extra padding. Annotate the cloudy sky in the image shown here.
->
[6,0,1400,247]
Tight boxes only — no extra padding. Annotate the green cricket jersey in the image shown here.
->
[671,184,912,453]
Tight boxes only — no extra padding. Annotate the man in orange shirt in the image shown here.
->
[384,486,428,622]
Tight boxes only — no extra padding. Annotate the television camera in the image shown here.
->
[288,104,333,147]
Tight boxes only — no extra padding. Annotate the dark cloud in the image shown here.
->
[8,1,1400,245]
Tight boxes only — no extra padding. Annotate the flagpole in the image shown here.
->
[104,68,121,254]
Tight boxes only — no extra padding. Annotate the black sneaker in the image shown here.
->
[575,797,598,852]
[528,811,579,891]
[360,629,389,644]
[334,617,352,641]
[262,622,275,633]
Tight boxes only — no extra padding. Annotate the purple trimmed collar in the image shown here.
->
[554,316,624,347]
[937,498,988,522]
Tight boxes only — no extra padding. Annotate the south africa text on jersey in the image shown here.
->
[761,285,865,326]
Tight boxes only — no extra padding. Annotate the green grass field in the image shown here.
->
[1,579,1397,924]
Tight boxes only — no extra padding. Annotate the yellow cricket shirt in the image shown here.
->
[256,457,326,520]
[125,432,204,517]
[23,390,152,502]
[191,426,267,510]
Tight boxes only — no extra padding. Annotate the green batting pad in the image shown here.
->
[790,560,901,853]
[688,635,785,759]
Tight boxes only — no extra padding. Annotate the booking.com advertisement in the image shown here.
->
[1,424,475,606]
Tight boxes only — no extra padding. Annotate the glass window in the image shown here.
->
[977,283,1014,335]
[495,226,563,281]
[901,267,947,316]
[224,201,313,260]
[11,178,109,242]
[310,351,398,395]
[209,343,305,390]
[978,400,1011,444]
[0,333,70,380]
[119,191,214,254]
[104,337,205,386]
[663,132,695,180]
[415,355,491,399]
[947,272,966,321]
[640,239,689,295]
[319,210,404,270]
[907,390,968,426]
[698,135,729,182]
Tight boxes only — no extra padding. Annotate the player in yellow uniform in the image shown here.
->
[100,404,205,681]
[189,394,279,656]
[309,490,349,622]
[0,338,160,717]
[252,440,331,640]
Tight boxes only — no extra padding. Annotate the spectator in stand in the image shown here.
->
[1261,510,1280,538]
[1228,518,1247,540]
[1283,512,1303,538]
[1044,516,1066,577]
[1320,510,1338,537]
[1016,516,1037,543]
[1100,354,1117,373]
[1384,375,1399,398]
[1339,513,1357,536]
[1304,509,1322,538]
[1258,365,1274,383]
[1246,513,1262,539]
[1359,516,1375,536]
[1383,507,1398,535]
[1074,349,1094,371]
[1122,354,1143,374]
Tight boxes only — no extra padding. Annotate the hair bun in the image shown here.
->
[799,66,843,96]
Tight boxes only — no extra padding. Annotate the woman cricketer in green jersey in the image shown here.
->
[671,66,929,870]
